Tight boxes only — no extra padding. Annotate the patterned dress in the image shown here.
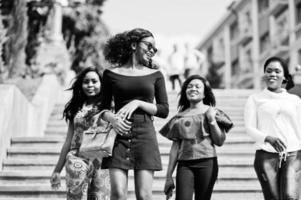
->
[65,105,110,200]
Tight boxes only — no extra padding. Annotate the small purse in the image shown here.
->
[215,109,234,133]
[79,119,117,161]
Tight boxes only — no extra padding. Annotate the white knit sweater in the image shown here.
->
[244,88,301,152]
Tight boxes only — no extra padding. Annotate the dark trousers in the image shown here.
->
[254,150,301,200]
[175,158,218,200]
[169,74,182,90]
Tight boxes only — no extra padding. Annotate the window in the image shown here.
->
[296,2,301,24]
[230,21,239,41]
[258,0,269,14]
[244,49,253,73]
[207,46,213,63]
[275,10,289,45]
[241,10,252,34]
[298,49,301,66]
[231,59,239,76]
[231,59,240,88]
[260,32,270,53]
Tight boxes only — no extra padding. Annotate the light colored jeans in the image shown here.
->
[254,150,301,200]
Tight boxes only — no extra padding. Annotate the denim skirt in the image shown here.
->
[102,113,162,171]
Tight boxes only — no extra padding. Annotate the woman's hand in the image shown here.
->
[164,176,175,200]
[50,172,61,190]
[265,136,287,152]
[111,115,132,136]
[205,106,217,123]
[117,100,141,120]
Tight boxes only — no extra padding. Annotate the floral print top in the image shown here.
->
[70,104,100,151]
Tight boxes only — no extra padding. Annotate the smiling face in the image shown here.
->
[81,71,101,97]
[186,79,205,103]
[264,61,285,92]
[134,36,157,66]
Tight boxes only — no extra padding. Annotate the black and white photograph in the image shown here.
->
[1,0,301,200]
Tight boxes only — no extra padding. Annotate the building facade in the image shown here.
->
[198,0,301,89]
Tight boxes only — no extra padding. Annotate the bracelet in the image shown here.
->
[209,120,217,125]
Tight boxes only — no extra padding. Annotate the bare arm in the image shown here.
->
[52,122,74,173]
[166,141,180,177]
[206,107,226,146]
[101,110,132,135]
[164,141,180,198]
[117,100,158,119]
[50,121,74,190]
[209,121,226,146]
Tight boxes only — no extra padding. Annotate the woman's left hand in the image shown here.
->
[164,177,175,199]
[50,172,61,190]
[205,106,217,123]
[117,100,141,120]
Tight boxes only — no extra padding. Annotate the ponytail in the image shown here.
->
[285,74,295,90]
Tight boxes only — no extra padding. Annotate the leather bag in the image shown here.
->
[79,121,117,160]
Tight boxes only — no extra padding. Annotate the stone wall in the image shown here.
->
[0,74,60,168]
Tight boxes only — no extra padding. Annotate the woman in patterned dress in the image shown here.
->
[50,67,110,200]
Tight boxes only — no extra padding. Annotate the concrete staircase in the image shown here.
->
[0,90,264,200]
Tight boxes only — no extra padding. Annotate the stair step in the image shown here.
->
[0,192,264,200]
[10,133,253,145]
[0,167,257,181]
[47,120,246,129]
[2,155,255,171]
[0,176,259,187]
[44,126,248,136]
[0,90,260,199]
[0,179,262,192]
[7,143,255,160]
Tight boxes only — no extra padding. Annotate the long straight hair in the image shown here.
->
[63,67,102,122]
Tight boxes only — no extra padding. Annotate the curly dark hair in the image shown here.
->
[63,67,102,122]
[263,56,295,90]
[103,28,154,66]
[178,75,216,112]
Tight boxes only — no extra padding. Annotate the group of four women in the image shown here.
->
[50,28,301,200]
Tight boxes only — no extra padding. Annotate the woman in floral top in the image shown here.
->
[50,67,110,200]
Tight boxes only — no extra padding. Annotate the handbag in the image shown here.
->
[79,119,117,161]
[215,108,234,133]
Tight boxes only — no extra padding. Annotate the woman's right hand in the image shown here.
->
[265,136,287,152]
[111,115,132,135]
[50,172,61,190]
[164,177,175,200]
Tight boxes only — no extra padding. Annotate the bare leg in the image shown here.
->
[109,168,128,200]
[134,170,154,200]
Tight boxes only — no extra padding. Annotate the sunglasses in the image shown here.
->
[139,41,158,54]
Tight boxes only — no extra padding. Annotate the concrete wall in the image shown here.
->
[0,74,60,168]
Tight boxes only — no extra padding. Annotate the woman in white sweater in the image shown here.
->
[244,56,301,200]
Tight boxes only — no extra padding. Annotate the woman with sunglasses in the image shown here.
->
[244,56,301,200]
[99,28,169,200]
